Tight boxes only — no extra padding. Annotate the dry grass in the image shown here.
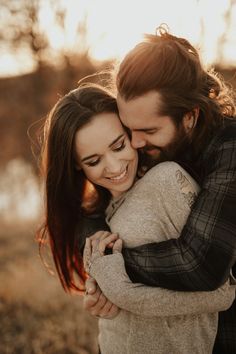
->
[0,221,99,354]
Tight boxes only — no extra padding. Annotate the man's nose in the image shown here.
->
[131,132,146,149]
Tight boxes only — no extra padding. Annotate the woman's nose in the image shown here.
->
[105,155,122,174]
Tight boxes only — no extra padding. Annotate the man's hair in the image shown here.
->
[116,25,236,153]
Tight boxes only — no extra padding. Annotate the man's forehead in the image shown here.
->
[117,91,162,114]
[117,92,163,129]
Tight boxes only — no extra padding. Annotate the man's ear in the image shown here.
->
[183,107,199,132]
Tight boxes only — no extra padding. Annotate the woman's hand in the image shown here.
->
[83,231,119,275]
[91,233,122,258]
[82,233,123,320]
[83,278,120,319]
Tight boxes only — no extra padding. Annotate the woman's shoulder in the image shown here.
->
[132,162,180,193]
[142,161,183,182]
[139,161,200,193]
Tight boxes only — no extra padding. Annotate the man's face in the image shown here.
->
[117,90,190,167]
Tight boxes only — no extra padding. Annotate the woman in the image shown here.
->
[38,83,235,354]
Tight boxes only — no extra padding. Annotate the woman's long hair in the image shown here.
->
[116,25,236,157]
[37,83,118,292]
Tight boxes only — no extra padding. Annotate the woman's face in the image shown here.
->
[75,112,138,198]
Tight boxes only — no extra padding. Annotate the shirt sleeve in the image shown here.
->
[122,126,236,291]
[90,253,236,317]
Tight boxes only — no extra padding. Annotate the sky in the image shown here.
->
[0,0,235,77]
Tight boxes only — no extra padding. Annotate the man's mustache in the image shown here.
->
[140,146,162,153]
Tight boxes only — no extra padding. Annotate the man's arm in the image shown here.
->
[123,125,236,291]
[90,252,235,317]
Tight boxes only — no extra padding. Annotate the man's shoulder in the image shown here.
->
[201,118,236,175]
[216,117,236,142]
[206,118,236,154]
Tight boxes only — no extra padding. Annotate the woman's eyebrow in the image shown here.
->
[81,134,125,162]
[81,153,98,163]
[108,134,124,147]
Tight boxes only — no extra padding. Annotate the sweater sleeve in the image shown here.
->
[122,127,236,291]
[90,254,236,317]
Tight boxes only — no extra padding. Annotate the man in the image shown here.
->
[84,26,236,353]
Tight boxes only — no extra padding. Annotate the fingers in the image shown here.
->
[83,287,120,319]
[93,231,118,244]
[85,278,97,295]
[91,233,118,256]
[83,287,108,316]
[106,241,115,248]
[83,280,100,311]
[84,232,120,277]
[112,239,123,254]
[83,286,102,311]
[107,303,120,318]
[98,299,119,318]
[89,230,112,242]
[83,232,118,273]
[86,291,108,317]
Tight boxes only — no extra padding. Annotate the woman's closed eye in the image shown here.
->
[85,139,126,167]
[86,158,100,167]
[113,139,126,152]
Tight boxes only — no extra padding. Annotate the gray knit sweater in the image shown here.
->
[90,162,235,354]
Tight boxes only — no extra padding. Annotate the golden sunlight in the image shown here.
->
[43,0,233,63]
[0,0,235,77]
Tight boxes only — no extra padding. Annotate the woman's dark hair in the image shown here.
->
[116,25,236,155]
[37,83,118,292]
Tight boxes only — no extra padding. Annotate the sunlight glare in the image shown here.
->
[0,0,235,77]
[55,0,232,65]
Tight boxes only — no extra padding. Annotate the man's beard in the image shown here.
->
[138,126,191,172]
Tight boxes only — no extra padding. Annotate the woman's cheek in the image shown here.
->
[83,167,97,182]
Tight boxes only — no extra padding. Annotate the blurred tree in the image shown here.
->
[0,1,112,170]
[0,0,93,71]
[216,0,236,66]
[0,1,105,169]
[0,0,49,69]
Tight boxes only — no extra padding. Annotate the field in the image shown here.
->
[0,222,99,354]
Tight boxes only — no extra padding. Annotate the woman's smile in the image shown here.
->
[75,112,138,197]
[105,165,128,182]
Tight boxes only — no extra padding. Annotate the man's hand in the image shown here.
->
[83,278,120,319]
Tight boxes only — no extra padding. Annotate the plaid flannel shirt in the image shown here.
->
[121,117,236,354]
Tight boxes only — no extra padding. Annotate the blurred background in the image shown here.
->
[0,0,235,353]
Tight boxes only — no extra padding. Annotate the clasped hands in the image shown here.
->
[83,231,122,319]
